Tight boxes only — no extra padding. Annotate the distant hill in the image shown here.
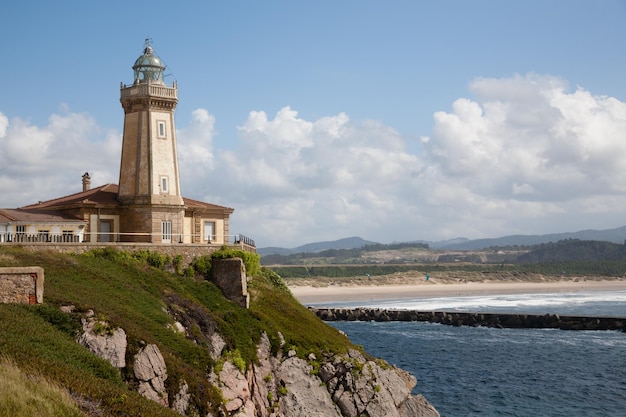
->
[438,226,626,250]
[514,239,626,263]
[258,236,379,256]
[258,226,626,255]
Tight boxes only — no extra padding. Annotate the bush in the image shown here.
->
[85,247,134,264]
[259,268,289,292]
[190,256,212,277]
[211,247,261,277]
[183,266,196,278]
[190,248,261,279]
[132,250,169,269]
[34,304,81,338]
[173,255,184,275]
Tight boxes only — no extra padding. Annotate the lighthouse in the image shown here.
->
[118,39,184,242]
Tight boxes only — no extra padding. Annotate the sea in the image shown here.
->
[311,290,626,417]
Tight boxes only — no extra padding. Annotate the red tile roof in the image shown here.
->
[0,208,84,223]
[18,183,233,213]
[21,184,121,209]
[183,196,234,212]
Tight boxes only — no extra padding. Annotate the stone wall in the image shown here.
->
[210,258,249,308]
[2,242,255,266]
[0,267,44,304]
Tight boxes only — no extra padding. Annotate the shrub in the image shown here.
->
[173,255,184,275]
[190,256,212,277]
[259,268,289,292]
[85,247,134,264]
[214,349,246,374]
[147,252,169,269]
[211,247,261,277]
[189,248,261,279]
[183,266,196,278]
[227,349,246,373]
[132,250,169,269]
[34,304,81,338]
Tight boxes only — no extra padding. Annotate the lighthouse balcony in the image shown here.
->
[121,82,178,100]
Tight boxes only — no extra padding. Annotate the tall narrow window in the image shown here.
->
[162,221,172,243]
[161,176,169,193]
[157,121,166,138]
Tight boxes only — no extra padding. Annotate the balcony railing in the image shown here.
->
[120,82,177,100]
[1,233,80,243]
[233,234,255,248]
[0,232,256,252]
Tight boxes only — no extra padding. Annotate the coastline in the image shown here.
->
[288,279,626,304]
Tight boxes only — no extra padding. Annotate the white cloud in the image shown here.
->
[177,108,216,183]
[0,113,8,138]
[425,74,626,203]
[0,109,120,206]
[4,73,626,247]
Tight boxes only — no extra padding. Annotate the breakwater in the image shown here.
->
[310,307,626,331]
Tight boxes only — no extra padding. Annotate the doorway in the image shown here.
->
[99,220,112,242]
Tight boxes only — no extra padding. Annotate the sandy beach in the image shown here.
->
[289,279,626,304]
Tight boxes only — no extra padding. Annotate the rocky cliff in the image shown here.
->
[77,306,440,417]
[0,247,440,417]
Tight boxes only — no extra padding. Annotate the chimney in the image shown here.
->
[82,172,91,191]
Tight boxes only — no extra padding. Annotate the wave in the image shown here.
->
[316,290,626,316]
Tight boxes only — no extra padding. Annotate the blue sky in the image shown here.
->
[2,1,626,247]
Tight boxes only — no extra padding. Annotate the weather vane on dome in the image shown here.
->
[144,37,152,48]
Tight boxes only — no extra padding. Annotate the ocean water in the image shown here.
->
[313,290,626,317]
[320,291,626,417]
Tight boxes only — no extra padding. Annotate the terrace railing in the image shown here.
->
[1,233,80,243]
[0,232,256,252]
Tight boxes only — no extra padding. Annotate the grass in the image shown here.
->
[249,268,354,357]
[0,246,355,415]
[0,356,85,417]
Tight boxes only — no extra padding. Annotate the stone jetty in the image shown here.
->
[310,307,626,331]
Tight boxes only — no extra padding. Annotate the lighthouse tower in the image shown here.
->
[118,39,184,242]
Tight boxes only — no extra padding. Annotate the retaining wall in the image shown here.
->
[0,242,254,266]
[210,258,249,308]
[0,267,44,304]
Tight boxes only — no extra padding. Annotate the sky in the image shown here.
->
[2,1,626,248]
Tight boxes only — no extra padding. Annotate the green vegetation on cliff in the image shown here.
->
[0,246,354,416]
[0,356,85,417]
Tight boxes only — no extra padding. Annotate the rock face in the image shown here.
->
[209,361,256,415]
[316,349,439,417]
[74,308,440,416]
[134,344,169,407]
[165,293,227,361]
[276,354,342,416]
[206,333,441,417]
[77,310,127,368]
[172,380,191,415]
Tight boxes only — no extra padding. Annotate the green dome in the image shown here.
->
[132,41,165,84]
